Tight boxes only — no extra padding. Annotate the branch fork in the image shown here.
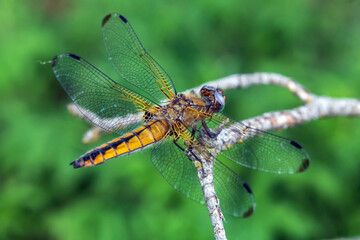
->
[67,73,360,239]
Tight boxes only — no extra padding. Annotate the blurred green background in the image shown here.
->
[1,0,360,239]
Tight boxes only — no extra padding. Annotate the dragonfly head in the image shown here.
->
[200,85,226,112]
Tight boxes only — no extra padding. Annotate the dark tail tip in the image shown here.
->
[70,159,84,168]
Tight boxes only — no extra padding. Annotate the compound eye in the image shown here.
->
[214,90,226,112]
[200,89,207,97]
[216,88,226,102]
[200,85,216,97]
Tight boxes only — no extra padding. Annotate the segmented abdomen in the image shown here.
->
[70,119,169,168]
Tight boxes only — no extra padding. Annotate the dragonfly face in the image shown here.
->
[52,13,310,218]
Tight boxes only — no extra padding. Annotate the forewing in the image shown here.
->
[52,53,157,136]
[151,137,205,203]
[214,158,255,217]
[213,113,310,174]
[102,13,176,102]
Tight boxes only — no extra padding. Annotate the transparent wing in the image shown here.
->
[151,136,204,203]
[102,13,176,103]
[151,136,255,217]
[211,113,310,174]
[214,158,255,217]
[52,53,158,136]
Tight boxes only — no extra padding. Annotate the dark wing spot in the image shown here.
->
[290,140,302,149]
[69,53,81,60]
[296,158,310,173]
[243,182,253,194]
[119,15,128,23]
[51,55,58,68]
[102,13,112,27]
[242,206,254,218]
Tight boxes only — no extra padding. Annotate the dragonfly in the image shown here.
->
[52,13,310,218]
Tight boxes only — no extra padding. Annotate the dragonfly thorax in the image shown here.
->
[157,93,207,130]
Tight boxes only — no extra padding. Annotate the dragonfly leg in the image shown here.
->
[191,128,196,138]
[173,138,199,161]
[173,138,206,176]
[202,121,218,138]
[173,122,205,173]
[186,145,205,176]
[173,138,185,152]
[173,138,201,162]
[191,127,200,142]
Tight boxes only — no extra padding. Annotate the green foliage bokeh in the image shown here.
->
[0,0,360,239]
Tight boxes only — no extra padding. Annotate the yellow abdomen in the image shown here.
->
[71,119,169,168]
